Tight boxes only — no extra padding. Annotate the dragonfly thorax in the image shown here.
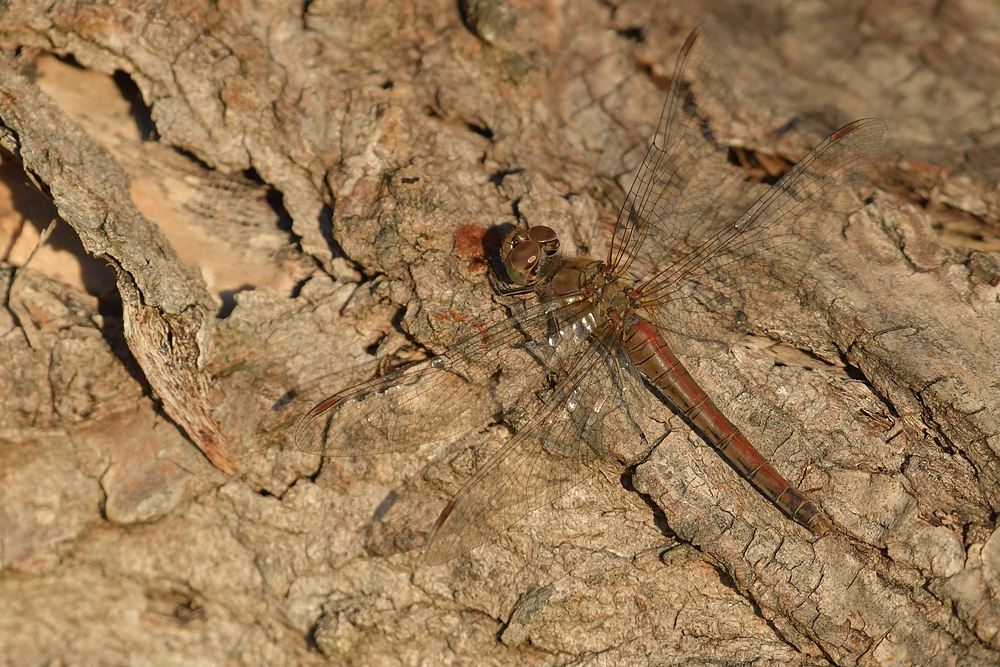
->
[540,257,639,332]
[501,227,643,339]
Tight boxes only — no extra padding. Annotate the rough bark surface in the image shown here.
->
[1,1,998,665]
[0,57,236,473]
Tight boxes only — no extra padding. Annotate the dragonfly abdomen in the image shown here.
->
[623,319,834,536]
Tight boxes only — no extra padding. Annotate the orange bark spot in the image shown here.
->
[433,310,469,324]
[453,224,488,273]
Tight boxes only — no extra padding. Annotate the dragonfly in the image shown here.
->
[296,23,887,564]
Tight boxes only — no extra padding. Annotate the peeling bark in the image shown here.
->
[0,59,235,473]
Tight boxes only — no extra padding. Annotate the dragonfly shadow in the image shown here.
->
[363,489,426,557]
[484,221,517,286]
[363,488,435,558]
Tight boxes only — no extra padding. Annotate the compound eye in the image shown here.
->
[505,239,541,285]
[500,228,527,258]
[527,225,560,255]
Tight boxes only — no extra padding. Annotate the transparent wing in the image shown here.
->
[295,298,596,456]
[639,118,888,344]
[605,22,886,346]
[423,326,647,564]
[607,22,735,283]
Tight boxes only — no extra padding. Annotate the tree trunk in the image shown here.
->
[1,1,998,665]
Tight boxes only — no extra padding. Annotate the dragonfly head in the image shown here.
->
[500,225,560,286]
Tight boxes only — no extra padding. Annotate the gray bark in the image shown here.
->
[1,0,998,665]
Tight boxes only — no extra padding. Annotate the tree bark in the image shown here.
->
[1,0,998,665]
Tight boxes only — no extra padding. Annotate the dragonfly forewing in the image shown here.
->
[294,358,492,456]
[609,22,736,284]
[296,301,584,456]
[638,118,888,346]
